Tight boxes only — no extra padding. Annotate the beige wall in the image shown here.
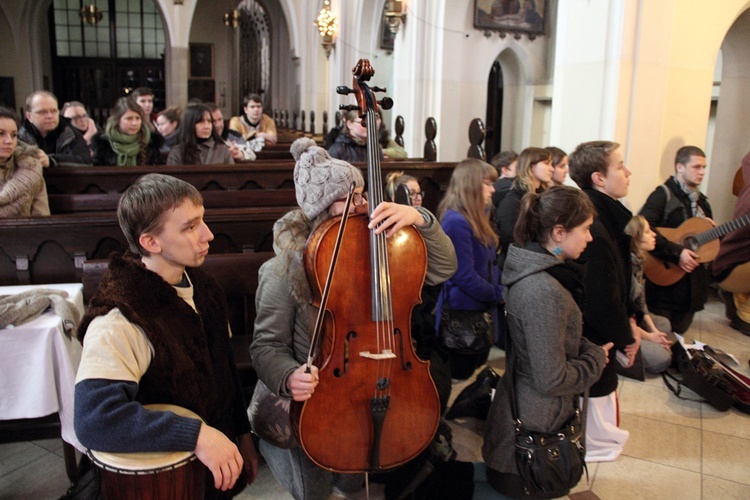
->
[549,0,750,218]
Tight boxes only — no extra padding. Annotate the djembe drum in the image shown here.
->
[87,404,206,500]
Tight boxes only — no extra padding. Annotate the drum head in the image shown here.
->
[89,404,203,473]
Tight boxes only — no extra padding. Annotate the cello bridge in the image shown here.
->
[359,349,396,360]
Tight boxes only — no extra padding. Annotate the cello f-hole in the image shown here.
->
[393,328,413,371]
[333,331,358,378]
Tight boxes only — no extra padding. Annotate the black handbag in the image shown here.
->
[439,308,493,353]
[507,330,588,496]
[438,272,494,354]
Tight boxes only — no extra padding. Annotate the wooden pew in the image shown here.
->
[82,251,273,338]
[0,207,289,286]
[43,161,455,214]
[49,188,297,213]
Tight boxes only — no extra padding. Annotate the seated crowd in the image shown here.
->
[2,85,748,500]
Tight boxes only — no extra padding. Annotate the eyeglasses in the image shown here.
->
[482,180,494,187]
[334,192,367,207]
[31,109,59,116]
[409,190,425,200]
[68,114,88,120]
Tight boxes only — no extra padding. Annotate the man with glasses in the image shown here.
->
[19,91,92,166]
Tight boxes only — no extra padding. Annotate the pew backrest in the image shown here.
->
[82,251,275,337]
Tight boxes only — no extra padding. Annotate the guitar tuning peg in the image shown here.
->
[339,105,360,111]
[371,86,387,93]
[378,97,394,110]
[336,86,354,95]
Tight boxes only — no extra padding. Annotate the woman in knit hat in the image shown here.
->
[248,137,457,500]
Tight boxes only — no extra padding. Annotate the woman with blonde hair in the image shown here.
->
[623,215,672,374]
[92,97,163,166]
[436,158,502,379]
[385,171,423,207]
[496,147,553,256]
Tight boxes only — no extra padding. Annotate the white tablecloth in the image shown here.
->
[0,283,85,452]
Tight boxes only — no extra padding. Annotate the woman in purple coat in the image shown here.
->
[436,158,502,379]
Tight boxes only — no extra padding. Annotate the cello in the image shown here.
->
[293,59,441,473]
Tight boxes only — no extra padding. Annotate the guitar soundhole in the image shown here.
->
[684,236,698,251]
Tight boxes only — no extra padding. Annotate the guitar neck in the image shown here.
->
[694,214,750,247]
[704,351,750,392]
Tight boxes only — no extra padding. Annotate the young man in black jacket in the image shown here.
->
[639,146,714,333]
[569,140,638,462]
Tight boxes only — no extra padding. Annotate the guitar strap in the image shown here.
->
[659,184,688,226]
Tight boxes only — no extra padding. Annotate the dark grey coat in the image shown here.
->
[482,244,606,474]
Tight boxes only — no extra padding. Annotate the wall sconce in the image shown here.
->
[384,0,406,35]
[314,0,337,59]
[224,9,240,29]
[79,4,103,25]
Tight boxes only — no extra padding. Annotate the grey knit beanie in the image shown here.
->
[291,137,365,219]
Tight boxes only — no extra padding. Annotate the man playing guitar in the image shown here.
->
[639,146,716,334]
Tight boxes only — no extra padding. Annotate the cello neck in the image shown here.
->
[365,106,391,322]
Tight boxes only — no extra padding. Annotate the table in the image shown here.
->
[0,283,85,452]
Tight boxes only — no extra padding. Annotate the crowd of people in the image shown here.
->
[3,85,747,499]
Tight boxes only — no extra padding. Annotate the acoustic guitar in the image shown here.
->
[644,214,750,286]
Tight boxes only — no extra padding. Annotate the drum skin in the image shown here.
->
[88,404,207,500]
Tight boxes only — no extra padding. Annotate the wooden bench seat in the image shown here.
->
[0,207,290,285]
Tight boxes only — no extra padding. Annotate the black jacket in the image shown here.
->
[580,189,635,397]
[327,133,383,163]
[495,184,524,257]
[639,176,712,313]
[18,119,92,166]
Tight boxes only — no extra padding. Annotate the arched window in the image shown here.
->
[48,0,167,118]
[238,0,272,110]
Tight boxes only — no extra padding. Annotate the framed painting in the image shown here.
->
[189,43,213,79]
[474,0,545,38]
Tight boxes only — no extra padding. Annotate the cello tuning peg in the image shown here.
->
[336,86,354,95]
[371,86,387,93]
[339,105,360,111]
[378,98,394,110]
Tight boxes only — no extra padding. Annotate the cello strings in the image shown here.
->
[366,107,395,399]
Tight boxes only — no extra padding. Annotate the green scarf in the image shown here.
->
[106,122,151,166]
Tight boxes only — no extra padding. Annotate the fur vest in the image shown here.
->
[78,253,236,430]
[0,142,49,216]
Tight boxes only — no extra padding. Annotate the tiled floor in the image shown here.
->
[1,296,749,499]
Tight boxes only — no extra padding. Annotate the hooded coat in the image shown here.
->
[0,142,50,216]
[483,244,606,479]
